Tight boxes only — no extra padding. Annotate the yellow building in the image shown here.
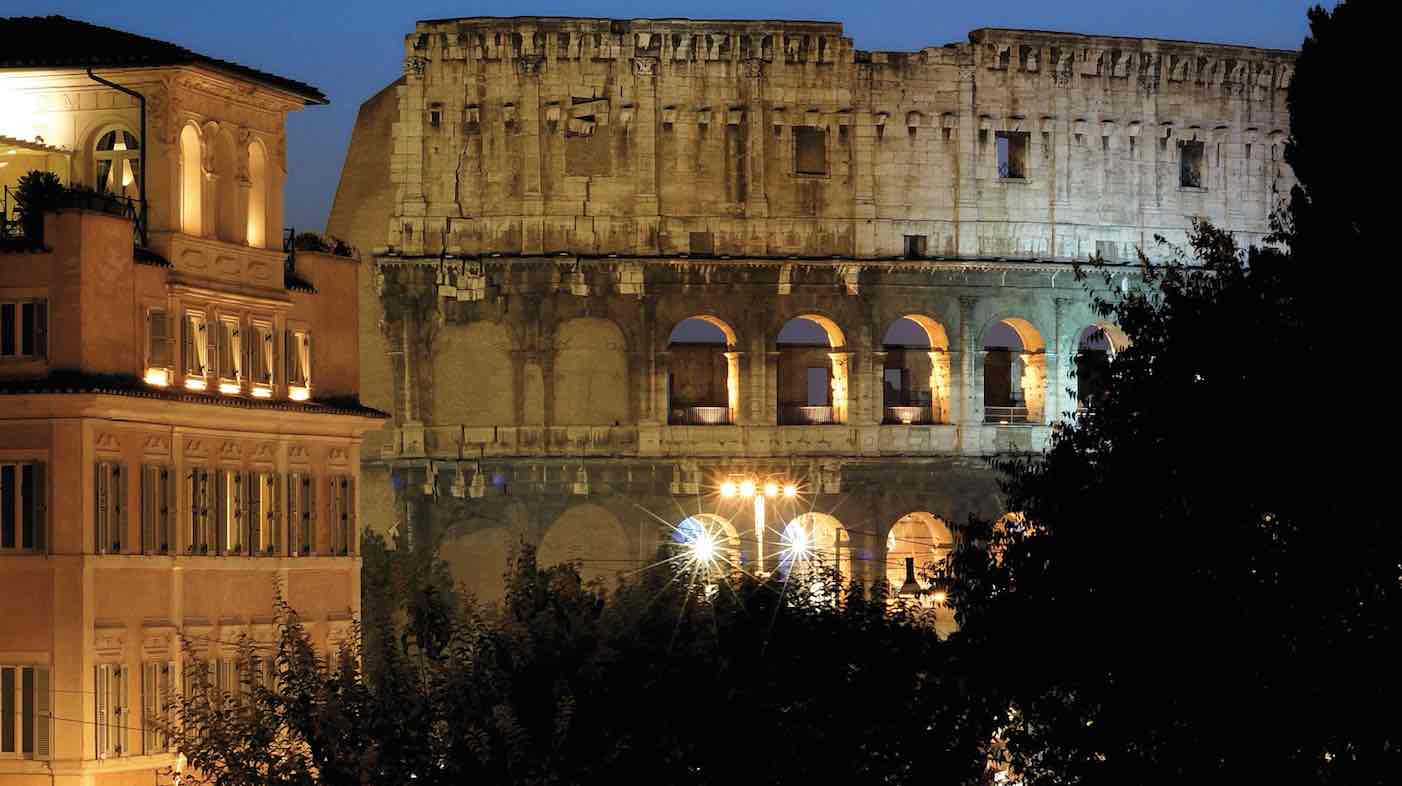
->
[0,16,384,785]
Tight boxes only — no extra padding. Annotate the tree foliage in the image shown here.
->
[944,3,1398,783]
[170,546,996,785]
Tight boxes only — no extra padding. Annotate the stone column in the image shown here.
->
[870,350,888,423]
[724,351,744,425]
[828,351,853,425]
[1021,352,1047,424]
[652,350,671,425]
[853,109,878,256]
[954,64,980,257]
[1050,297,1072,422]
[762,351,780,425]
[743,58,769,255]
[928,349,952,424]
[956,296,981,451]
[633,57,661,252]
[518,55,545,254]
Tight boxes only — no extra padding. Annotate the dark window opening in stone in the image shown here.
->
[1179,140,1205,188]
[667,317,733,425]
[996,131,1029,178]
[794,126,827,175]
[882,317,941,424]
[903,235,927,258]
[1075,324,1119,410]
[689,232,714,255]
[429,105,442,128]
[805,367,830,405]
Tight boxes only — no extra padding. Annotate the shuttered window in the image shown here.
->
[95,663,129,757]
[249,471,280,555]
[186,468,213,554]
[288,472,315,556]
[0,664,50,760]
[217,470,245,555]
[182,312,211,383]
[140,464,174,555]
[251,323,275,387]
[218,318,242,385]
[1,462,46,553]
[94,461,125,554]
[330,474,355,556]
[145,309,174,371]
[141,661,173,753]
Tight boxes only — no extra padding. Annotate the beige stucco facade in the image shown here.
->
[1,36,381,785]
[329,17,1296,613]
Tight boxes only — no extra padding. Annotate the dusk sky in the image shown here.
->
[10,0,1322,231]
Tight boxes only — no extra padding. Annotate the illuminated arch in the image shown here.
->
[884,512,953,590]
[880,315,953,424]
[672,513,742,575]
[92,125,141,198]
[178,123,203,236]
[778,313,846,349]
[246,139,267,248]
[982,317,1048,423]
[668,315,737,348]
[881,314,950,351]
[780,512,851,583]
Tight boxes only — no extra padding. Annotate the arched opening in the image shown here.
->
[93,128,140,199]
[779,512,851,584]
[666,317,738,425]
[777,315,849,425]
[178,124,202,236]
[538,503,633,586]
[212,130,240,244]
[246,140,266,248]
[885,512,957,636]
[439,525,512,605]
[881,315,951,425]
[1074,322,1129,410]
[672,513,742,577]
[983,317,1046,424]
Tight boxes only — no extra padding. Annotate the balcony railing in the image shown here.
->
[780,404,834,425]
[884,405,931,425]
[670,405,732,425]
[985,405,1030,424]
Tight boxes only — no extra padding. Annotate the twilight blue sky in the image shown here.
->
[11,0,1324,230]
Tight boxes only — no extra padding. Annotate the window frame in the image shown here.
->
[0,299,48,361]
[93,127,142,199]
[250,320,276,394]
[0,461,45,554]
[186,466,213,555]
[216,315,243,392]
[287,471,315,556]
[792,126,828,176]
[94,662,129,758]
[1178,139,1206,190]
[140,463,174,555]
[0,662,50,761]
[181,310,212,389]
[94,460,125,555]
[995,130,1030,180]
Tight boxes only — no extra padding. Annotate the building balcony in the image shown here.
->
[883,405,932,425]
[985,405,1030,424]
[780,404,834,425]
[670,404,731,425]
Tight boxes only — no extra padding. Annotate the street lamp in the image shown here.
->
[717,473,796,575]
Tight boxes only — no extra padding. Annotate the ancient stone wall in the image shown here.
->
[331,17,1295,602]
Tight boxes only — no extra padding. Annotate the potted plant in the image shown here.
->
[13,169,63,245]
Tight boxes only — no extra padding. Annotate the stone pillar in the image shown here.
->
[652,351,671,425]
[870,350,888,424]
[724,351,744,425]
[1050,297,1072,422]
[743,58,769,255]
[957,296,981,451]
[828,351,853,425]
[762,351,780,425]
[633,57,661,252]
[518,56,545,254]
[1021,352,1047,424]
[954,65,980,257]
[928,349,952,425]
[853,112,878,256]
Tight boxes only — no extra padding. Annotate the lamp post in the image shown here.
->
[719,473,798,575]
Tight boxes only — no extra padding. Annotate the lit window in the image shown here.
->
[0,299,47,360]
[143,308,173,386]
[95,663,128,757]
[139,464,173,555]
[216,469,244,555]
[94,129,141,199]
[1,663,51,760]
[182,312,210,390]
[94,461,125,554]
[249,470,279,555]
[251,322,275,395]
[0,461,46,553]
[217,317,242,394]
[286,329,311,400]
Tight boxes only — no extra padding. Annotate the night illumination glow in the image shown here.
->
[763,481,779,498]
[739,479,755,498]
[783,483,798,498]
[143,368,169,387]
[251,386,272,399]
[289,386,310,402]
[184,377,207,391]
[720,480,737,498]
[218,382,241,395]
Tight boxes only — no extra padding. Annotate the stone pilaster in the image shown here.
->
[828,351,853,425]
[724,351,744,425]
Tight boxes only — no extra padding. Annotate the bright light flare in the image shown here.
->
[218,382,241,395]
[143,368,169,387]
[783,483,798,498]
[763,481,778,498]
[183,377,207,391]
[720,480,737,498]
[739,479,755,498]
[251,386,272,399]
[289,386,310,402]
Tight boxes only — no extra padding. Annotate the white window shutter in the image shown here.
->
[95,464,109,554]
[95,665,108,756]
[142,662,157,753]
[115,665,128,756]
[141,465,155,553]
[33,666,50,760]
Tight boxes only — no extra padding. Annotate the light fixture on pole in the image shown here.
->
[898,556,923,598]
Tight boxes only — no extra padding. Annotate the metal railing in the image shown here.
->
[670,405,732,425]
[0,186,21,240]
[883,405,931,425]
[984,405,1030,424]
[780,404,834,425]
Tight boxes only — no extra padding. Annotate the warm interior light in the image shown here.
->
[251,386,272,399]
[218,382,241,395]
[739,479,755,498]
[930,590,948,604]
[720,480,737,498]
[763,481,779,498]
[143,368,169,387]
[184,377,207,391]
[783,484,798,498]
[288,386,310,402]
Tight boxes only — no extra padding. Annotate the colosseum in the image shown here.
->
[328,17,1296,611]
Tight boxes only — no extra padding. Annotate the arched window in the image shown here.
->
[1074,323,1129,410]
[777,315,848,425]
[94,129,140,198]
[667,317,737,425]
[178,125,202,236]
[779,512,851,584]
[983,318,1046,423]
[246,141,266,248]
[881,316,951,424]
[212,130,239,244]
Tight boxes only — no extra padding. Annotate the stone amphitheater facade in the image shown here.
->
[328,17,1295,607]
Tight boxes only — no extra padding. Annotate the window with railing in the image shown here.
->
[143,308,174,386]
[0,300,47,360]
[217,317,242,394]
[0,461,45,554]
[251,322,275,397]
